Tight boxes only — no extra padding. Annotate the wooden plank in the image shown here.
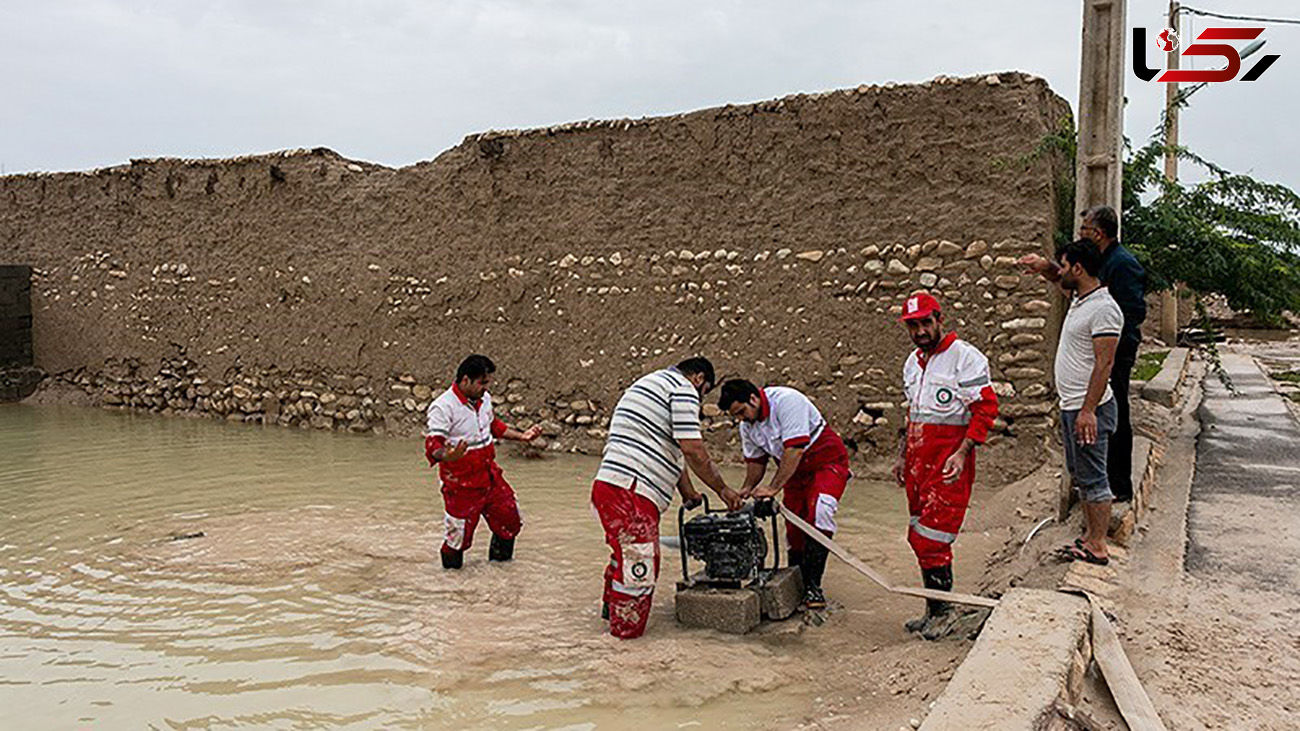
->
[1088,596,1168,730]
[779,505,999,609]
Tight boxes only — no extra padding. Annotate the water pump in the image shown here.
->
[677,498,779,587]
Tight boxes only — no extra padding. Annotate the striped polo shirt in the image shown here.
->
[596,368,703,513]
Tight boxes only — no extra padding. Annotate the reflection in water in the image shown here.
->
[0,404,913,729]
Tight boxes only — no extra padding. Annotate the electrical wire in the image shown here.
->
[1178,6,1300,26]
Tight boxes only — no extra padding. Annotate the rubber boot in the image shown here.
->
[488,535,515,562]
[800,541,831,609]
[441,547,464,570]
[904,566,951,633]
[787,549,803,574]
[920,564,955,641]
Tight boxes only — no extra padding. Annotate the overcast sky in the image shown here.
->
[2,0,1296,190]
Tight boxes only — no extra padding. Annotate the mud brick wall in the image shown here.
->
[0,72,1072,477]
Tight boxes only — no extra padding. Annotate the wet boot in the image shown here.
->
[920,564,955,641]
[488,535,515,562]
[800,541,831,610]
[904,566,951,634]
[441,547,464,570]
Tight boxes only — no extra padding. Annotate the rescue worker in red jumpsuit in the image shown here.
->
[425,354,541,569]
[893,293,998,639]
[718,378,852,611]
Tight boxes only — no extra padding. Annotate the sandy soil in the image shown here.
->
[1077,348,1300,730]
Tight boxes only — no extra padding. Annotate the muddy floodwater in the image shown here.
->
[0,404,971,729]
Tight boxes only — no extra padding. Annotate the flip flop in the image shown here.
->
[1061,544,1110,566]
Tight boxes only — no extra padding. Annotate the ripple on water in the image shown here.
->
[0,405,917,728]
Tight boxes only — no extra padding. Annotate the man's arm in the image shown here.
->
[679,438,742,511]
[1018,253,1062,283]
[676,470,703,509]
[501,425,543,442]
[943,352,1000,482]
[752,446,806,499]
[739,459,767,498]
[1075,335,1119,445]
[425,436,468,464]
[893,423,908,486]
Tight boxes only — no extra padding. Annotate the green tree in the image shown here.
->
[1122,139,1300,324]
[1019,116,1300,324]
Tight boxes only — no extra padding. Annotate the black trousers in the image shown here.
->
[1108,338,1139,502]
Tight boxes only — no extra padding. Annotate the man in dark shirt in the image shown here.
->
[1019,206,1147,501]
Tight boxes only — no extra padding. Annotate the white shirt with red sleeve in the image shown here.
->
[424,383,509,488]
[902,332,999,443]
[739,386,828,464]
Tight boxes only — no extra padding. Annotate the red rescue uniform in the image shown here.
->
[425,383,521,558]
[902,332,998,569]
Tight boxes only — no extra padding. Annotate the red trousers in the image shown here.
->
[441,463,521,556]
[904,425,975,570]
[591,479,661,639]
[783,460,850,553]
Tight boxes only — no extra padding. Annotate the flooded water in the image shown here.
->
[0,404,949,729]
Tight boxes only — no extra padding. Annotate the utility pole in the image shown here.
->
[1160,0,1181,345]
[1074,0,1127,237]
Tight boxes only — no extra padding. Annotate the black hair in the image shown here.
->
[455,354,496,382]
[1059,238,1104,277]
[675,356,715,389]
[1081,205,1119,240]
[717,379,760,411]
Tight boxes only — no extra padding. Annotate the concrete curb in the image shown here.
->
[1141,347,1189,407]
[919,589,1091,731]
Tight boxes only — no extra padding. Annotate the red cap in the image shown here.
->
[900,291,942,321]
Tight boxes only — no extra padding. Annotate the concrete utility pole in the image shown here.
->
[1074,0,1127,238]
[1161,1,1181,345]
[1062,0,1128,520]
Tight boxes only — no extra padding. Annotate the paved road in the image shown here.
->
[1188,350,1300,593]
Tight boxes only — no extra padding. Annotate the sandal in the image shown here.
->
[1061,544,1110,566]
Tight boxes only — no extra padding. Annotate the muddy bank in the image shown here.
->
[2,72,1070,477]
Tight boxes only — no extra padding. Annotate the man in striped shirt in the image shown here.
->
[592,356,743,639]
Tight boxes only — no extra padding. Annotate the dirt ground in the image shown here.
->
[1075,343,1300,730]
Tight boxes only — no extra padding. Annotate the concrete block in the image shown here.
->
[1141,347,1189,406]
[921,588,1090,731]
[756,567,803,620]
[675,586,761,634]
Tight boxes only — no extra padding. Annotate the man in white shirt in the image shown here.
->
[718,379,851,611]
[1052,240,1124,566]
[425,354,541,569]
[592,357,743,639]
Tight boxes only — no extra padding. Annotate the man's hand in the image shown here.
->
[892,456,907,487]
[751,484,779,500]
[681,484,704,510]
[443,441,468,462]
[717,486,744,512]
[941,447,968,483]
[753,498,778,519]
[519,425,543,442]
[1074,409,1098,445]
[1018,253,1052,275]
